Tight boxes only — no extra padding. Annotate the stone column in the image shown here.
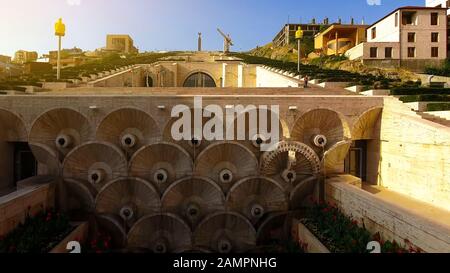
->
[222,63,228,87]
[238,64,243,87]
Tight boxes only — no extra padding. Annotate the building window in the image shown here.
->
[402,11,416,25]
[370,47,378,58]
[371,27,376,39]
[432,32,439,42]
[395,13,398,27]
[183,72,216,87]
[385,47,393,59]
[431,47,439,57]
[431,13,439,25]
[407,47,416,58]
[407,32,416,43]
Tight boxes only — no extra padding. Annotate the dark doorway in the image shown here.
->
[145,75,153,87]
[14,142,37,184]
[344,140,367,182]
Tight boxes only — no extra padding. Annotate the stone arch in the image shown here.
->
[352,107,383,140]
[183,70,217,87]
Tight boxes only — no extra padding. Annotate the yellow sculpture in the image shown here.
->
[55,18,66,37]
[295,26,304,40]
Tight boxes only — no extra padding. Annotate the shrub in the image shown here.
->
[399,95,450,103]
[424,59,450,76]
[427,103,450,111]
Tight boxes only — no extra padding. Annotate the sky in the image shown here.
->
[0,0,425,57]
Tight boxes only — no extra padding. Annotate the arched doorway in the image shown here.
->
[183,72,216,87]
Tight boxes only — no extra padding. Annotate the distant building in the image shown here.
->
[314,24,368,56]
[272,19,330,47]
[346,6,448,71]
[105,35,139,54]
[45,47,90,68]
[13,50,38,64]
[0,55,11,64]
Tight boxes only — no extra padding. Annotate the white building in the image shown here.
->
[346,6,447,71]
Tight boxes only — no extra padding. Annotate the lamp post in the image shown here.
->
[54,18,66,80]
[295,26,304,73]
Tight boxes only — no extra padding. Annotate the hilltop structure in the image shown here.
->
[104,34,139,54]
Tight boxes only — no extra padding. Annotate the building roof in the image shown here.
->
[369,6,448,28]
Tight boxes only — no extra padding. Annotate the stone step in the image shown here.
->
[418,112,450,127]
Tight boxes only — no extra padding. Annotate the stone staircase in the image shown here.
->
[417,112,450,127]
[385,97,450,127]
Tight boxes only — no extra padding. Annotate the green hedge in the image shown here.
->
[400,95,450,103]
[427,103,450,111]
[391,87,450,95]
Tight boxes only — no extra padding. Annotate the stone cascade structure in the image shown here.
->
[0,91,385,252]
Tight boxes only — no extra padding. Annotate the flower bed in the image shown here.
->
[0,210,74,253]
[301,202,423,253]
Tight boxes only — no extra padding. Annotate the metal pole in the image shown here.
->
[297,39,301,72]
[57,35,61,80]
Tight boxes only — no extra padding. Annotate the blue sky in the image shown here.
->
[0,0,424,57]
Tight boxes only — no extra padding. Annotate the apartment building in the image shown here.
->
[272,19,330,47]
[13,50,38,64]
[346,6,447,71]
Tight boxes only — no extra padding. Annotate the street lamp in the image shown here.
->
[295,26,304,73]
[54,18,66,80]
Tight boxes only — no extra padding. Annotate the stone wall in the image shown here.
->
[325,175,450,253]
[378,97,450,209]
[0,183,55,236]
